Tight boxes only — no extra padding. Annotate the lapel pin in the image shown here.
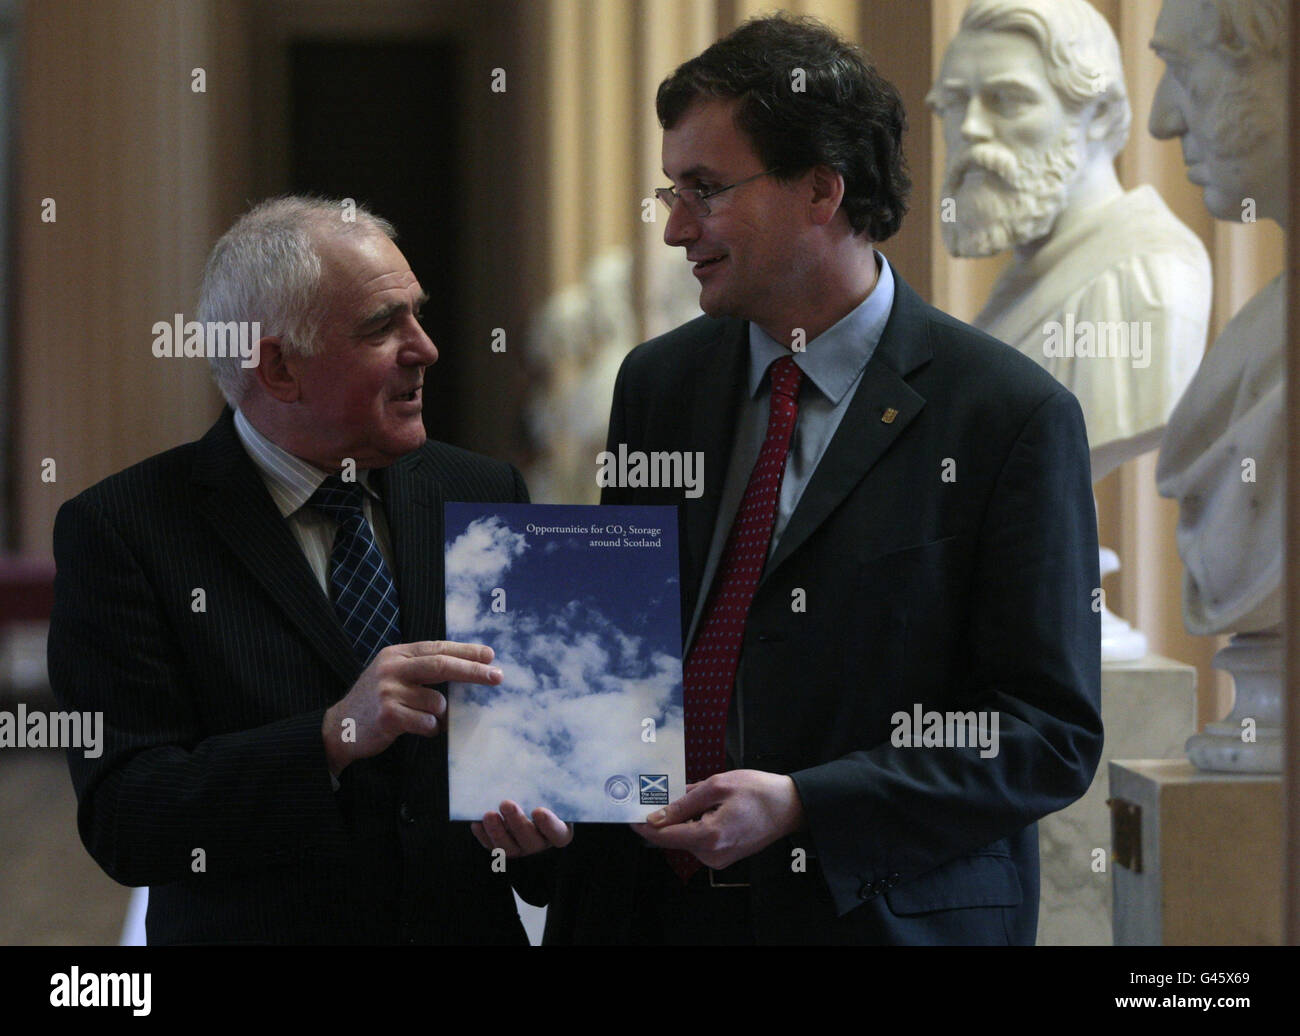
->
[881,407,899,424]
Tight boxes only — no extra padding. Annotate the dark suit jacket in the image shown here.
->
[543,271,1103,945]
[48,408,544,944]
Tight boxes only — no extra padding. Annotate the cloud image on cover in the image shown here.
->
[444,504,684,822]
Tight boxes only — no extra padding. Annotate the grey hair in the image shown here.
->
[1198,0,1285,64]
[197,195,397,406]
[958,0,1132,157]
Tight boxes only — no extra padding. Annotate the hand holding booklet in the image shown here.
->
[444,502,686,823]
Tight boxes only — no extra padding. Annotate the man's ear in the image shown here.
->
[808,164,846,227]
[253,337,300,403]
[1086,98,1111,141]
[1083,94,1128,153]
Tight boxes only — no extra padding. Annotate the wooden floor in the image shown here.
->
[0,748,132,945]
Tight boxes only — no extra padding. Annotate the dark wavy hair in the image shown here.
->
[656,12,910,241]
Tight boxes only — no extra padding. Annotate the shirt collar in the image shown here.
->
[747,250,895,403]
[233,408,378,519]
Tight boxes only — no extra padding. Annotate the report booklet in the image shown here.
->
[444,502,686,823]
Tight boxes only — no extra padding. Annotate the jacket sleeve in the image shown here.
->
[790,387,1104,916]
[48,494,349,887]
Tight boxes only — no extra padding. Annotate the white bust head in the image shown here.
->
[929,0,1131,258]
[1149,0,1287,227]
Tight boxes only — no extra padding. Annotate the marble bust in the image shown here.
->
[1150,0,1286,772]
[928,0,1212,660]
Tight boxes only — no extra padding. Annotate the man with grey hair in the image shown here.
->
[49,195,569,944]
[929,0,1211,481]
[197,198,400,408]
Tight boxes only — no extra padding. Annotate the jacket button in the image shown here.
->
[399,803,415,825]
[858,881,876,900]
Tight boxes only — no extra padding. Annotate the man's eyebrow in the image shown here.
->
[662,164,717,183]
[978,74,1042,92]
[355,291,429,332]
[926,79,967,105]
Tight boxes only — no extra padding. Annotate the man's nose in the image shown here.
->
[960,97,993,143]
[405,318,438,365]
[663,195,700,247]
[1148,70,1186,140]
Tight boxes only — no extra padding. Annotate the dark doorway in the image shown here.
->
[289,39,462,447]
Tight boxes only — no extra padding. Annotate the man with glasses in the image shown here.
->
[544,13,1101,945]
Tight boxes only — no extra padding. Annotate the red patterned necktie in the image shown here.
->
[667,354,803,882]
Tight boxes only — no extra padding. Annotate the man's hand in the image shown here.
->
[321,641,502,776]
[472,800,574,857]
[632,769,805,870]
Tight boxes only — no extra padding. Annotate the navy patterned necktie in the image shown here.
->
[308,475,402,666]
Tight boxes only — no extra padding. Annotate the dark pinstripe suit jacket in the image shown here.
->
[48,408,541,944]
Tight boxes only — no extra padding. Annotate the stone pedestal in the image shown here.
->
[1036,654,1195,945]
[1186,630,1283,773]
[1108,758,1282,944]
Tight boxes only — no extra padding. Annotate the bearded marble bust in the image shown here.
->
[929,0,1210,482]
[929,0,1214,663]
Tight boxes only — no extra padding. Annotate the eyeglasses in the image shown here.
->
[654,169,777,217]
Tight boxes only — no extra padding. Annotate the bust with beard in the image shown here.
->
[930,0,1211,483]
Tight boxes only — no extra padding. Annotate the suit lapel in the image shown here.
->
[764,273,934,582]
[192,410,361,686]
[372,451,446,776]
[373,449,443,644]
[682,319,748,622]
